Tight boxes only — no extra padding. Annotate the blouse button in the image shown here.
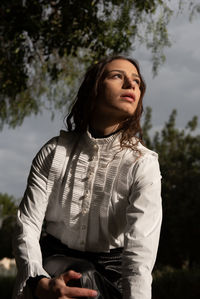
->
[85,190,89,197]
[82,208,87,214]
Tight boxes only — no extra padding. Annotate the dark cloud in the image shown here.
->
[135,12,200,128]
[0,112,64,198]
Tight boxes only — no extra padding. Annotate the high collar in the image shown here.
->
[88,126,122,139]
[82,129,122,150]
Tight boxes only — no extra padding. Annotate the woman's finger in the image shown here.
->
[57,270,97,298]
[61,270,82,283]
[66,286,97,298]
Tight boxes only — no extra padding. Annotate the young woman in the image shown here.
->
[13,56,162,299]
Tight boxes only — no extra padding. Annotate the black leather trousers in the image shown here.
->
[40,234,123,299]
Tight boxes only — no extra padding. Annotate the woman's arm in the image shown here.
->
[122,153,162,299]
[12,138,57,297]
[12,136,98,299]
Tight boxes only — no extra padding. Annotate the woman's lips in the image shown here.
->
[120,93,135,102]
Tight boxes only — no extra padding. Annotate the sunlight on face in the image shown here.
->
[95,59,141,122]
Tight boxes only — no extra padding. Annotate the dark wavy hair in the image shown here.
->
[66,55,146,151]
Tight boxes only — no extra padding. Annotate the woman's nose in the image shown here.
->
[123,76,135,89]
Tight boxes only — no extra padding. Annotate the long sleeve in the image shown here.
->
[12,138,57,298]
[122,153,162,299]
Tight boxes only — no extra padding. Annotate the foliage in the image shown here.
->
[0,276,16,299]
[152,266,200,299]
[0,0,196,129]
[142,108,200,268]
[0,194,18,259]
[0,193,17,218]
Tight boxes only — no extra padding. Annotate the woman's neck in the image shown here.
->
[89,125,121,138]
[90,115,122,137]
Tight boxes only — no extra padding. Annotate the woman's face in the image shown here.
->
[94,59,141,122]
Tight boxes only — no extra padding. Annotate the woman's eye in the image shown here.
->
[112,73,123,79]
[133,79,140,86]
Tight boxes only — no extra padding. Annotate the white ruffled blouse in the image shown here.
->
[13,130,162,299]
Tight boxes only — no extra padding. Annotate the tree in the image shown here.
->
[0,193,18,258]
[142,109,200,268]
[0,0,198,129]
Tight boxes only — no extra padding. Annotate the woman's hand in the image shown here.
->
[35,270,98,298]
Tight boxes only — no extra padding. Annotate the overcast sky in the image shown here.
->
[0,8,200,199]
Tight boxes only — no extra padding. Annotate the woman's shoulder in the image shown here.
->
[32,130,77,170]
[38,130,78,155]
[127,142,161,186]
[137,142,158,160]
[31,136,58,172]
[133,142,161,177]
